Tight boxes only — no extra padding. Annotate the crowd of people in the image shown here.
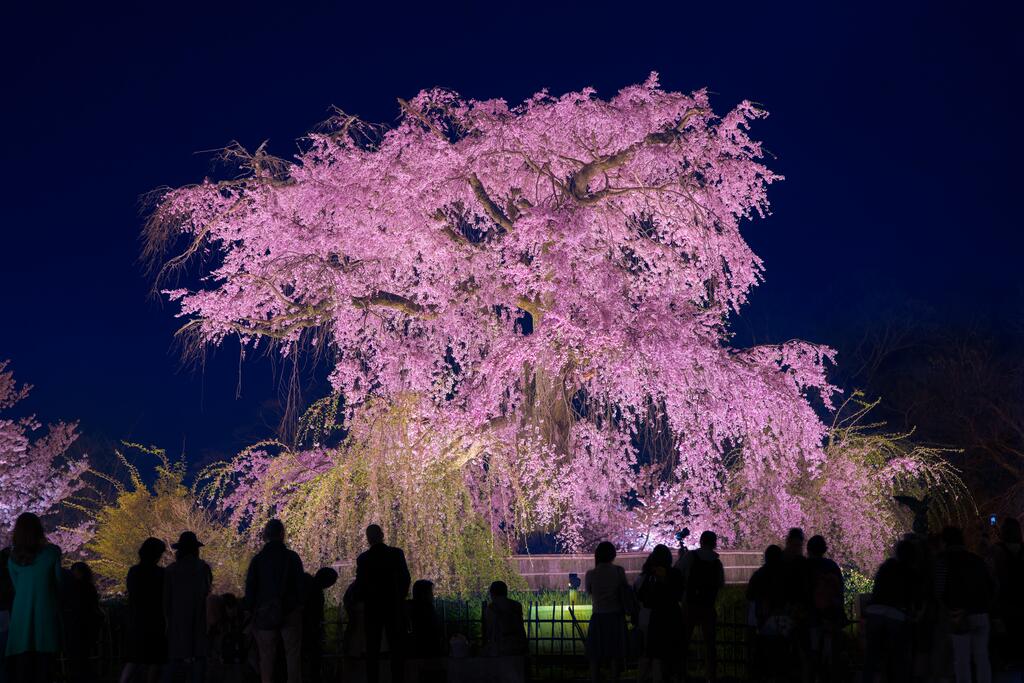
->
[585,521,1023,683]
[0,509,1021,683]
[0,515,528,683]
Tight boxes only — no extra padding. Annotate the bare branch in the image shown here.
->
[396,98,447,142]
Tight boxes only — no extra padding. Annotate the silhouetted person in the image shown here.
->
[863,539,918,683]
[678,531,724,683]
[356,524,410,683]
[781,528,811,679]
[746,545,789,680]
[205,595,227,683]
[5,513,62,683]
[163,531,213,683]
[341,578,366,660]
[806,535,843,681]
[406,580,445,683]
[584,542,630,683]
[301,568,338,683]
[245,519,305,683]
[781,527,809,607]
[120,538,168,683]
[212,593,249,683]
[64,562,101,683]
[482,581,527,659]
[634,544,683,682]
[407,579,444,659]
[987,517,1024,670]
[935,526,995,683]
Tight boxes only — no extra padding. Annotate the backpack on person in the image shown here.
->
[812,566,843,612]
[686,554,720,608]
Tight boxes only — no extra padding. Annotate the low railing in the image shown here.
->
[320,599,762,680]
[66,598,864,681]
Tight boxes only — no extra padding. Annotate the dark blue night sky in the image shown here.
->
[2,2,1021,468]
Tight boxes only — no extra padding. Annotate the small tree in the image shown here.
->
[0,361,87,548]
[201,397,524,595]
[88,445,247,594]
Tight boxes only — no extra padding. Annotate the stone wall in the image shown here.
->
[332,550,762,591]
[512,550,761,590]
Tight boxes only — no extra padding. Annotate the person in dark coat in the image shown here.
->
[341,578,366,659]
[211,593,249,683]
[634,544,683,682]
[119,538,167,683]
[63,562,102,683]
[482,581,528,657]
[746,545,789,680]
[162,532,213,683]
[805,535,843,681]
[406,580,446,683]
[355,524,410,683]
[781,528,810,612]
[301,568,338,683]
[862,539,919,683]
[781,528,812,679]
[407,579,444,659]
[934,526,995,683]
[244,519,305,683]
[678,531,725,683]
[987,517,1024,671]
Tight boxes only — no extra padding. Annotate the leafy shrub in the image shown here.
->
[87,444,248,594]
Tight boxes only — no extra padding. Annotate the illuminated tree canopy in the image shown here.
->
[0,361,86,544]
[148,76,840,549]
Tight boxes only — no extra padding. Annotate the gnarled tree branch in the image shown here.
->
[468,174,515,232]
[351,292,436,319]
[568,107,705,205]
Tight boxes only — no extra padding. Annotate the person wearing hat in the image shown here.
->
[162,531,213,683]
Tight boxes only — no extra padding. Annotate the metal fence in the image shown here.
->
[69,598,863,682]
[322,598,772,680]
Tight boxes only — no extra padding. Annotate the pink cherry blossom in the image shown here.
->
[149,77,844,554]
[0,361,88,549]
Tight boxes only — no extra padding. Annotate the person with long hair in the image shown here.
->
[634,544,683,682]
[5,513,63,683]
[119,538,167,683]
